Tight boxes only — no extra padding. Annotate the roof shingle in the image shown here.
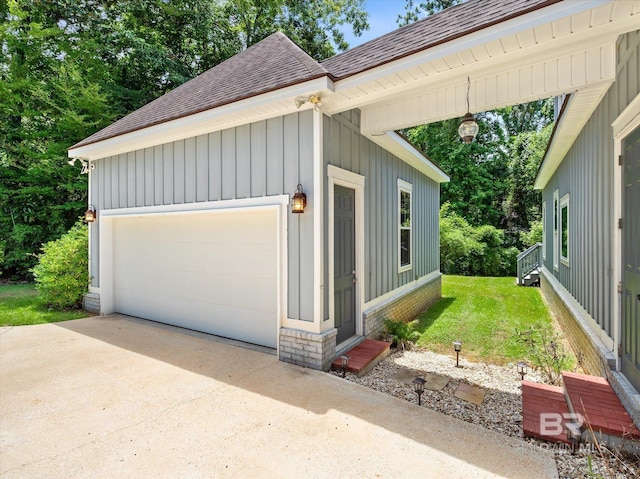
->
[72,0,562,150]
[72,32,328,149]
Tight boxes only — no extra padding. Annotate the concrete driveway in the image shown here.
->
[1,315,557,478]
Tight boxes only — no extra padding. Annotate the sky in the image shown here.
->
[342,0,408,48]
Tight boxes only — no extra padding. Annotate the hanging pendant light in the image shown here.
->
[458,77,479,143]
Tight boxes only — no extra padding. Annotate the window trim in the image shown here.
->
[397,179,413,273]
[553,190,559,271]
[560,194,570,266]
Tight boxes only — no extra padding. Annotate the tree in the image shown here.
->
[0,0,113,278]
[405,114,509,228]
[502,123,553,244]
[224,0,369,60]
[0,0,370,280]
[397,0,462,26]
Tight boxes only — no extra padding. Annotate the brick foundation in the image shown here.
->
[83,292,100,314]
[363,274,442,340]
[540,274,614,377]
[278,327,337,371]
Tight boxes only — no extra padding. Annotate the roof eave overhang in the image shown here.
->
[534,81,613,190]
[365,131,449,184]
[69,76,334,161]
[327,0,613,114]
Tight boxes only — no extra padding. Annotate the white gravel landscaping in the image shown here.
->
[329,349,639,479]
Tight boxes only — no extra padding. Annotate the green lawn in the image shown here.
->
[0,284,89,326]
[415,275,553,364]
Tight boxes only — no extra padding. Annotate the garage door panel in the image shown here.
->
[113,210,278,348]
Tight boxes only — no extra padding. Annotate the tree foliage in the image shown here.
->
[440,204,518,277]
[0,0,368,280]
[397,0,462,26]
[31,220,89,309]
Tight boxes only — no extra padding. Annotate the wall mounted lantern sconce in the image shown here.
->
[295,94,322,112]
[291,184,307,213]
[412,377,426,405]
[340,355,350,378]
[458,77,479,143]
[453,340,462,368]
[516,361,528,381]
[84,205,97,223]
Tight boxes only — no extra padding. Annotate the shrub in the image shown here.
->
[383,318,420,351]
[520,220,543,248]
[514,325,576,385]
[440,204,518,276]
[31,221,89,310]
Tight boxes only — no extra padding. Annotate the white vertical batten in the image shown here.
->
[313,108,325,330]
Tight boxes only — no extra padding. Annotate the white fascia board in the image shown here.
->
[534,82,612,190]
[69,77,334,161]
[365,131,449,184]
[333,0,609,95]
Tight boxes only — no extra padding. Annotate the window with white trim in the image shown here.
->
[553,190,559,270]
[542,201,546,261]
[560,194,569,265]
[398,179,412,273]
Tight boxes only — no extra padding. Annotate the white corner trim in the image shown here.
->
[364,131,449,184]
[69,77,334,161]
[313,109,325,330]
[364,270,442,315]
[540,266,614,352]
[327,165,365,337]
[99,195,289,219]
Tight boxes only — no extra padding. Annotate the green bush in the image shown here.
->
[520,220,542,248]
[31,221,89,310]
[440,204,517,276]
[383,318,420,351]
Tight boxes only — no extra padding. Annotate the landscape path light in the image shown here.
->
[516,362,528,381]
[412,377,426,406]
[340,355,350,378]
[453,340,462,368]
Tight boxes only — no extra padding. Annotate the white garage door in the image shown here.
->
[113,210,278,348]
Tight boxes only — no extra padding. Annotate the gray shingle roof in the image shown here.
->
[72,32,328,149]
[321,0,560,79]
[72,0,561,150]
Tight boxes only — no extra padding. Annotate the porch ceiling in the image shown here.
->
[321,0,639,135]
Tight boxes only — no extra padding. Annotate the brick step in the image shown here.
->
[563,372,640,440]
[332,339,390,377]
[522,372,640,451]
[522,381,572,444]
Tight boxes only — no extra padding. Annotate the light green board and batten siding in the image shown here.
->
[89,107,441,325]
[322,110,440,313]
[89,110,316,322]
[541,31,640,338]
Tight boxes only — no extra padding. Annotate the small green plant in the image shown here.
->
[31,221,89,310]
[514,324,576,385]
[383,318,420,351]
